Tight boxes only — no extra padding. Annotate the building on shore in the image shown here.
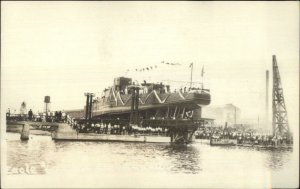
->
[202,104,241,127]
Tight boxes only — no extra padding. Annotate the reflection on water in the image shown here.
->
[164,145,201,174]
[6,134,57,174]
[5,133,296,177]
[264,148,293,170]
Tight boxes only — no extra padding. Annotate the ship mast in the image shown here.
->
[201,65,204,89]
[189,63,193,88]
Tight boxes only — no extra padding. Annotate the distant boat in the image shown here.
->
[210,138,237,146]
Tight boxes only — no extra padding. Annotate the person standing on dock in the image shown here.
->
[6,108,11,119]
[28,109,33,121]
[55,111,58,122]
[58,111,62,122]
[95,123,100,133]
[91,123,95,133]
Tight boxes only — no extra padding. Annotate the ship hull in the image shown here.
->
[53,133,171,143]
[92,90,210,117]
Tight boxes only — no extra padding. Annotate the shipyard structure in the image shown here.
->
[64,77,211,144]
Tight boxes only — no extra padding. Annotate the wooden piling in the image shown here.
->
[20,123,30,140]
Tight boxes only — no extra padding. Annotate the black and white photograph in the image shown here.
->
[1,1,299,188]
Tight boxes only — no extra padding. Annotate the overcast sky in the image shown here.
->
[1,2,299,131]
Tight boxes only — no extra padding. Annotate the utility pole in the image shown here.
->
[234,106,237,125]
[130,88,135,124]
[135,87,140,123]
[88,93,94,120]
[201,65,205,89]
[129,84,140,124]
[266,70,269,130]
[84,92,94,124]
[85,93,90,123]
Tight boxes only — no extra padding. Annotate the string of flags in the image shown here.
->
[125,61,198,74]
[130,65,159,72]
[124,65,158,74]
[138,65,157,72]
[161,61,181,66]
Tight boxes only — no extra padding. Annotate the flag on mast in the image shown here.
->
[201,65,204,77]
[189,63,193,88]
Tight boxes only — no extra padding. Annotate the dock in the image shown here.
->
[7,121,59,131]
[52,123,171,143]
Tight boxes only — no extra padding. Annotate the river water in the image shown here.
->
[3,132,299,188]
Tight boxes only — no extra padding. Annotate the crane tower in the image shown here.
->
[272,55,290,137]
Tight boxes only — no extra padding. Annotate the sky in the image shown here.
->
[1,2,299,132]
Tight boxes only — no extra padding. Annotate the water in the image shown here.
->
[3,133,299,188]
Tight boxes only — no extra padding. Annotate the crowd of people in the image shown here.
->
[7,108,293,146]
[195,126,293,146]
[6,109,67,123]
[68,119,169,136]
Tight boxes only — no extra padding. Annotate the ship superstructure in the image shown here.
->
[91,77,210,120]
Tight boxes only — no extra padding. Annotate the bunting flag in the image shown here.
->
[124,69,129,75]
[161,61,182,66]
[126,64,159,73]
[125,61,184,73]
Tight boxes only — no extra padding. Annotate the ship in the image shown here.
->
[62,76,211,144]
[91,77,211,120]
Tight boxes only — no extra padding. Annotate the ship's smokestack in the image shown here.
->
[266,70,269,130]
